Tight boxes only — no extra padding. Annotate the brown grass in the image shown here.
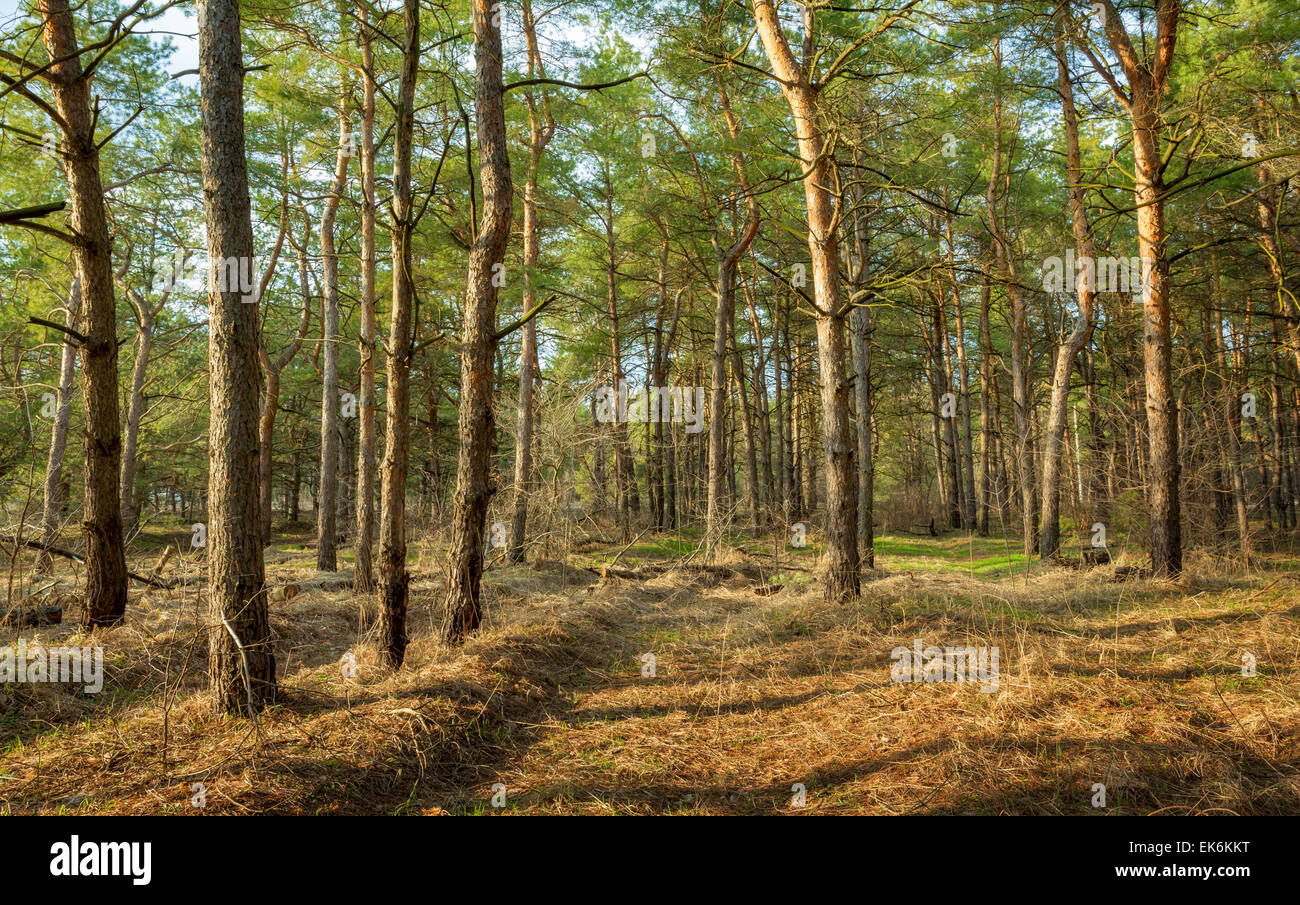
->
[2,531,1297,815]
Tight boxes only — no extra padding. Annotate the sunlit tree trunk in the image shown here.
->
[442,0,513,644]
[40,0,128,628]
[751,0,858,602]
[1041,11,1098,559]
[1087,0,1182,575]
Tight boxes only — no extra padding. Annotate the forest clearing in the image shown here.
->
[3,525,1297,815]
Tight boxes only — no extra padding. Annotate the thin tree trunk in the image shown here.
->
[316,55,352,572]
[1041,12,1098,558]
[942,193,976,530]
[259,196,309,543]
[977,249,994,536]
[376,0,419,668]
[706,76,760,554]
[118,308,152,531]
[508,0,553,564]
[601,166,632,540]
[988,37,1038,557]
[38,278,81,572]
[354,3,378,592]
[845,194,875,568]
[442,0,513,644]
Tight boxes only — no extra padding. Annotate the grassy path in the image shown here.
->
[3,533,1298,814]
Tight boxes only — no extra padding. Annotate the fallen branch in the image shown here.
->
[600,562,769,582]
[1,603,63,627]
[12,537,175,589]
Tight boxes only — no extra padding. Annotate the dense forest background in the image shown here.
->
[1,0,1298,815]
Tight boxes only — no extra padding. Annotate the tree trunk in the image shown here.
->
[354,2,378,592]
[977,249,994,537]
[988,38,1037,557]
[259,199,310,543]
[1090,0,1182,575]
[40,0,129,628]
[198,0,275,714]
[850,301,874,567]
[941,193,976,530]
[1041,13,1098,558]
[752,0,858,602]
[38,278,82,573]
[442,0,513,644]
[601,167,633,540]
[316,61,352,572]
[508,0,553,564]
[119,307,153,531]
[706,76,760,554]
[376,0,419,668]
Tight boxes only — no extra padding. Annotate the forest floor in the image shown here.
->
[2,523,1299,815]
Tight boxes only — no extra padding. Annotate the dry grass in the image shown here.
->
[2,530,1297,815]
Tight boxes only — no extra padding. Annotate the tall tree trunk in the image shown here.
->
[508,0,554,564]
[650,236,670,529]
[923,291,952,523]
[354,2,378,592]
[845,194,874,567]
[316,59,352,572]
[941,192,976,530]
[259,195,309,544]
[601,166,632,540]
[1041,13,1098,558]
[742,283,776,518]
[198,0,275,714]
[1091,0,1181,575]
[376,0,419,668]
[1211,255,1250,552]
[731,344,761,527]
[988,37,1037,557]
[706,76,760,554]
[116,232,181,532]
[40,0,128,628]
[774,295,790,522]
[442,0,513,644]
[977,249,994,536]
[752,0,858,602]
[935,281,962,528]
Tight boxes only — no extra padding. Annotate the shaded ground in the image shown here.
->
[2,526,1298,814]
